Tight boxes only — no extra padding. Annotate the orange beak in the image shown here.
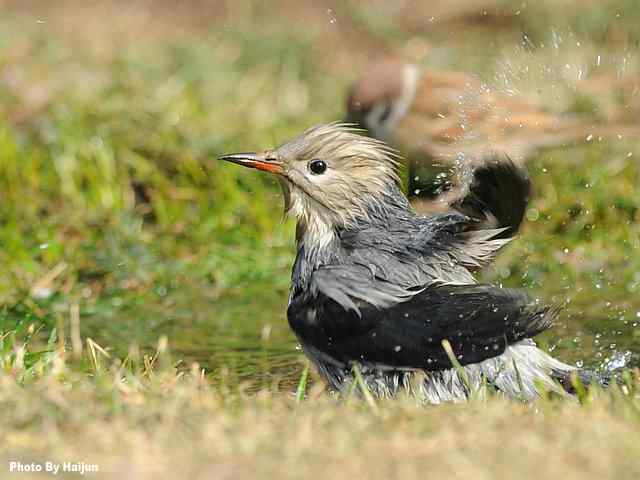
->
[218,152,284,175]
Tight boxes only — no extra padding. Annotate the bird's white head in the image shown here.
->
[220,123,403,247]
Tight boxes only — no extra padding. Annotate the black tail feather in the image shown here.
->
[452,158,531,238]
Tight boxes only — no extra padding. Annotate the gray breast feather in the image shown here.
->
[302,205,515,316]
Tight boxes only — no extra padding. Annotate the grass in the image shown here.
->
[1,0,640,477]
[1,333,640,479]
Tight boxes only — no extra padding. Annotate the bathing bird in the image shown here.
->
[219,123,588,403]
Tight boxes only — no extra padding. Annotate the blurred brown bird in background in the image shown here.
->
[346,58,640,210]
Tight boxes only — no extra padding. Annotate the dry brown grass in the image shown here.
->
[1,357,639,480]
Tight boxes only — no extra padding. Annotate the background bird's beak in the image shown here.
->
[218,152,284,175]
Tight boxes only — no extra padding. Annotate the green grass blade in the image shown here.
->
[295,362,310,403]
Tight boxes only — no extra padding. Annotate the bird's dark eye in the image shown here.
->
[308,159,327,175]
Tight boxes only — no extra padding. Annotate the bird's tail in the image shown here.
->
[451,158,531,239]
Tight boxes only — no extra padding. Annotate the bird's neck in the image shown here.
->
[291,222,337,297]
[294,182,413,253]
[295,213,336,251]
[289,193,339,294]
[288,182,415,295]
[282,180,337,251]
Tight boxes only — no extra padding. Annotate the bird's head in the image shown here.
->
[346,59,419,142]
[220,123,404,246]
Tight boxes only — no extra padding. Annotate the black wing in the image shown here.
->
[288,283,556,372]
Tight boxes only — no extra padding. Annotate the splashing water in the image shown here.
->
[326,9,337,26]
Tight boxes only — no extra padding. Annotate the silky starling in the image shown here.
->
[220,123,589,403]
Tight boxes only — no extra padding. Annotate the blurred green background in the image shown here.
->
[1,0,639,388]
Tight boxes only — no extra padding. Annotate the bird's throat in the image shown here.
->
[295,216,336,251]
[282,181,337,251]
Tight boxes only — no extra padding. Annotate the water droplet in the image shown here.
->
[326,8,337,25]
[526,208,539,221]
[31,287,52,300]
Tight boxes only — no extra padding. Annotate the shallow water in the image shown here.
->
[80,285,302,389]
[78,265,640,391]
